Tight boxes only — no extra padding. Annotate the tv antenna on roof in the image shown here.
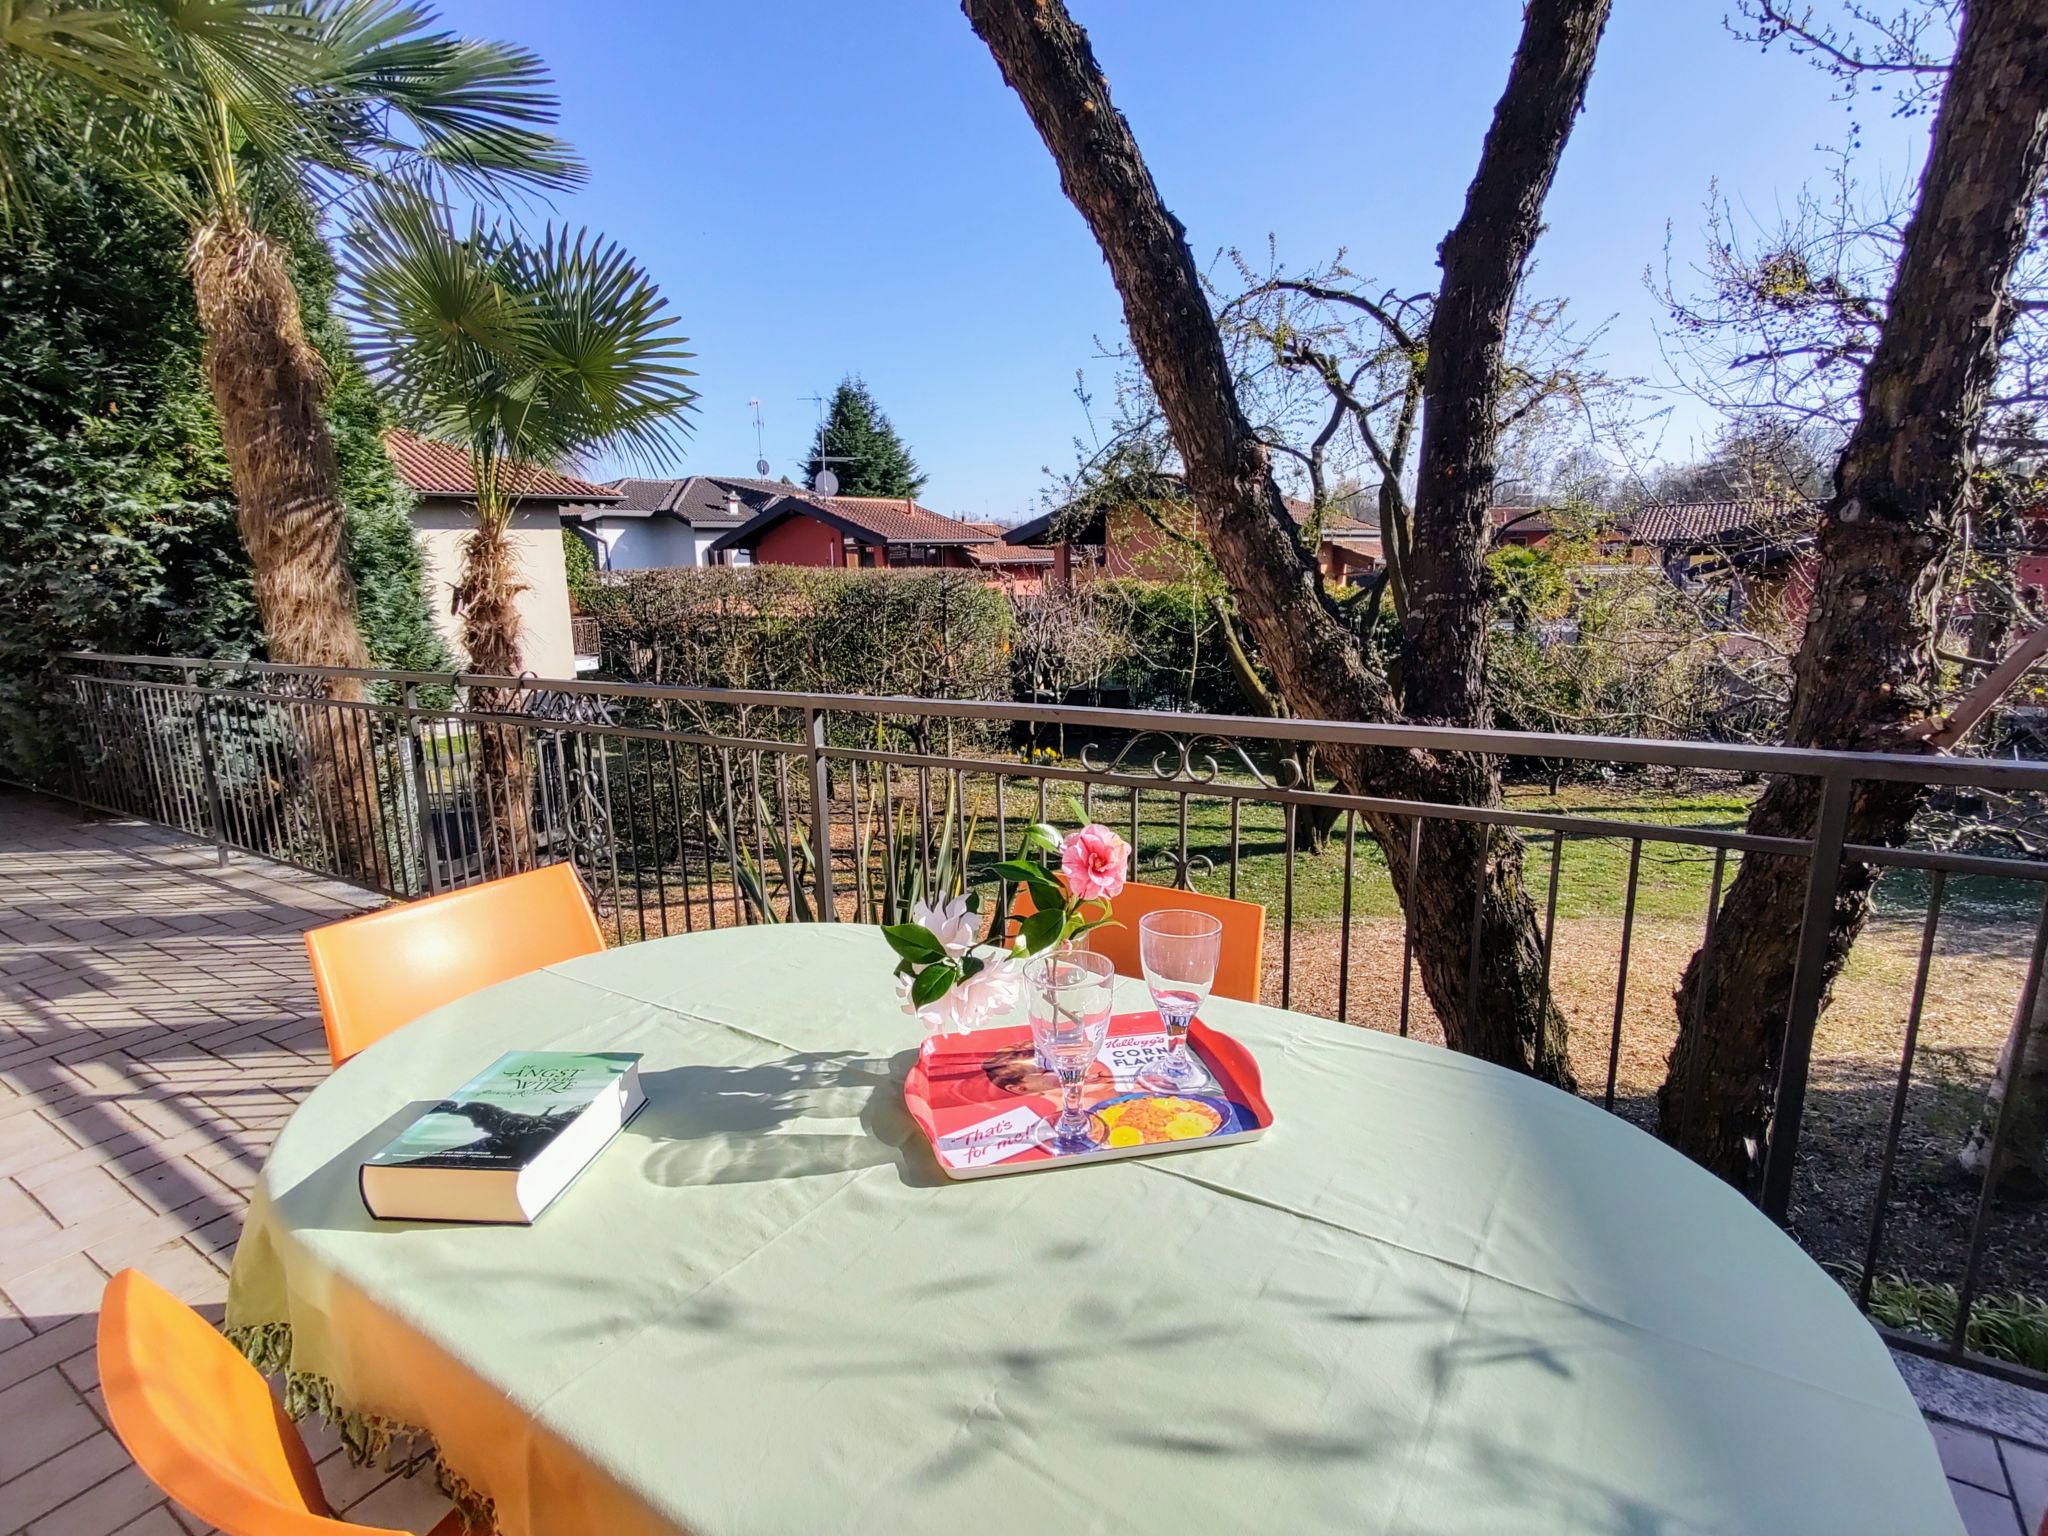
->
[749,399,769,477]
[801,388,851,496]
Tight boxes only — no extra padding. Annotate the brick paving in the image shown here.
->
[0,786,2043,1535]
[0,791,451,1536]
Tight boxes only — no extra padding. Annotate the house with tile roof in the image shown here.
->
[1632,498,1821,629]
[1005,493,1381,588]
[706,493,999,572]
[384,430,618,678]
[961,521,1055,594]
[566,475,782,571]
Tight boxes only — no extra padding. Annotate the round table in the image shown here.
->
[228,926,1959,1536]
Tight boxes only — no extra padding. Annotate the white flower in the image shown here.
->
[911,894,980,958]
[898,954,1022,1035]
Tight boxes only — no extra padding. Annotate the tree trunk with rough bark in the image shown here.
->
[963,0,1609,1087]
[1959,973,2048,1204]
[1659,4,2048,1193]
[458,516,536,871]
[189,215,389,885]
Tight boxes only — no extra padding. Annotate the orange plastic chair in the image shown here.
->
[97,1269,463,1536]
[1006,879,1266,1003]
[306,863,605,1067]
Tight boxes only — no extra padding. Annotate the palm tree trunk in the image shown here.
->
[457,516,535,872]
[188,215,390,887]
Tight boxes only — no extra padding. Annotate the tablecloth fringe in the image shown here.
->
[227,1321,498,1533]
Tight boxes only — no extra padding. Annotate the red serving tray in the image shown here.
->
[903,1012,1273,1180]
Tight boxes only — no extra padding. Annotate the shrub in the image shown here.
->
[587,565,1013,706]
[1861,1273,2048,1374]
[562,529,599,609]
[0,142,446,784]
[1088,578,1251,714]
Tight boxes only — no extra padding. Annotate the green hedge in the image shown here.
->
[588,565,1013,702]
[0,141,446,785]
[1087,578,1250,715]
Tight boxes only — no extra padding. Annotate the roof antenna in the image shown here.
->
[801,388,850,497]
[749,398,769,478]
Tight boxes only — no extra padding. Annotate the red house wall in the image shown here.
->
[752,513,852,568]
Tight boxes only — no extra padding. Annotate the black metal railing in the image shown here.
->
[45,651,2048,1391]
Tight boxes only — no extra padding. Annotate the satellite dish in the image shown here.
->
[813,468,839,497]
[756,458,770,476]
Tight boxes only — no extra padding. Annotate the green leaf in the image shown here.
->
[1019,822,1062,855]
[910,960,957,1008]
[989,858,1046,885]
[881,924,946,965]
[1021,871,1066,912]
[1017,907,1066,957]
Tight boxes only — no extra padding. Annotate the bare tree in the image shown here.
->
[964,0,1612,1084]
[1217,251,1612,643]
[1659,1,2048,1193]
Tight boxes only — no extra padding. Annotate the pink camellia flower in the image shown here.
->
[1060,823,1130,903]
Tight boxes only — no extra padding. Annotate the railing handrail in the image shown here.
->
[56,646,2048,1384]
[61,650,2048,793]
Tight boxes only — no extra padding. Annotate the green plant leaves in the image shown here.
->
[1016,906,1066,956]
[909,960,957,1008]
[989,856,1063,914]
[881,923,946,965]
[1020,821,1062,854]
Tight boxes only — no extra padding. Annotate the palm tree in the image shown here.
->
[2,0,582,685]
[3,0,580,883]
[344,188,695,860]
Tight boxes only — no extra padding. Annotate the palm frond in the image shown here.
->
[1,0,578,228]
[513,223,697,469]
[311,0,583,195]
[344,187,695,516]
[1,0,154,99]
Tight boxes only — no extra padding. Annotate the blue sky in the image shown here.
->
[424,1,1929,520]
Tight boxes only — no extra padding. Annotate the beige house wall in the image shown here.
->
[409,498,576,680]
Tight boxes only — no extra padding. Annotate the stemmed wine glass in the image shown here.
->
[1135,909,1222,1093]
[1025,950,1117,1153]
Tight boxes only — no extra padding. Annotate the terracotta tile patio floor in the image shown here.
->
[0,786,2041,1536]
[0,791,450,1536]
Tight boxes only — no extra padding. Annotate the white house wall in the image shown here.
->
[587,517,703,570]
[409,498,577,680]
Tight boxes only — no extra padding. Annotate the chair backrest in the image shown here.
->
[306,864,605,1067]
[1007,879,1266,1003]
[97,1269,418,1536]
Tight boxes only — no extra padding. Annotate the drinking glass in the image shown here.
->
[1135,909,1222,1093]
[1026,950,1117,1153]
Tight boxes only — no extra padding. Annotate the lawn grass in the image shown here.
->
[939,771,2039,934]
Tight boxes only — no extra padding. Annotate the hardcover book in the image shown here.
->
[360,1050,646,1224]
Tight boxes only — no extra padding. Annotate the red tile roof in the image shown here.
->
[1633,500,1816,546]
[384,430,618,502]
[813,497,995,545]
[1283,498,1380,540]
[962,522,1054,566]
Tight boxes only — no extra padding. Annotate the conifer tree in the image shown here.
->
[801,377,926,498]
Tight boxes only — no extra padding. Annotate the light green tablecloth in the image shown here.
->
[229,925,1959,1535]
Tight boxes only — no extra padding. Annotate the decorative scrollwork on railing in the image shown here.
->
[522,688,620,874]
[1079,731,1307,790]
[1145,847,1217,890]
[524,683,617,727]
